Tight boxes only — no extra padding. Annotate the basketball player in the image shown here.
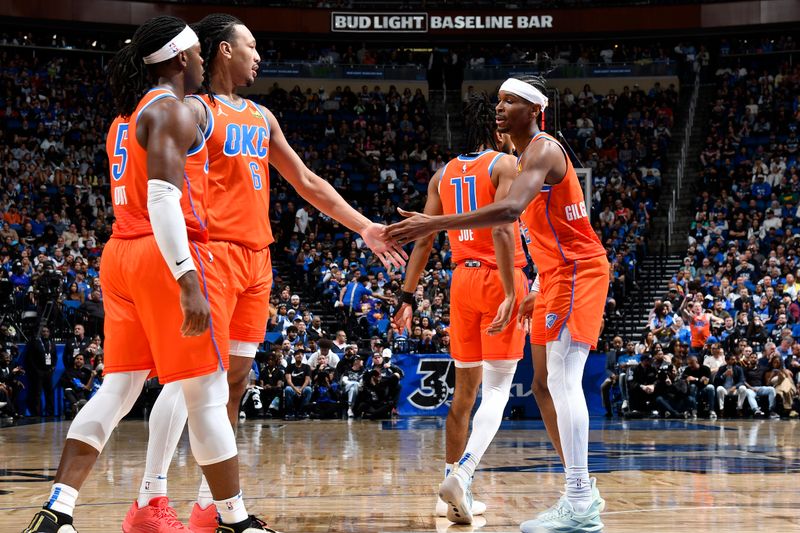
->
[392,93,527,525]
[123,14,406,533]
[389,77,608,532]
[23,16,272,533]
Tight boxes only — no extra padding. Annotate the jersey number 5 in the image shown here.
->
[111,123,129,181]
[450,175,477,214]
[249,161,263,190]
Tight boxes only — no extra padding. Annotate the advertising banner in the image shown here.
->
[394,346,607,417]
[331,12,554,33]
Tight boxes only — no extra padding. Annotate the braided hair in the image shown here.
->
[191,13,243,103]
[108,16,187,118]
[517,74,549,120]
[464,92,498,153]
[517,75,548,97]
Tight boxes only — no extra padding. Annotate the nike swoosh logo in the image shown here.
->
[176,257,190,266]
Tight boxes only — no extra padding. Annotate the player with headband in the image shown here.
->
[122,13,406,533]
[389,76,609,532]
[23,16,274,533]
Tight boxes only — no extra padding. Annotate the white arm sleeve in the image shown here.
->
[147,179,196,280]
[531,275,540,294]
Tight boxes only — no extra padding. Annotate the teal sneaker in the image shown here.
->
[520,494,604,532]
[438,472,474,525]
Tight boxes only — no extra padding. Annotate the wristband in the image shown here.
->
[400,290,417,310]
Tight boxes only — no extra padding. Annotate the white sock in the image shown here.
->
[546,328,592,514]
[444,462,454,480]
[454,360,517,485]
[137,473,167,507]
[566,466,592,513]
[214,491,249,525]
[45,483,79,516]
[197,475,214,509]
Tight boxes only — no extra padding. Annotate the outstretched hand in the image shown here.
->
[387,208,438,245]
[360,223,408,270]
[392,302,413,335]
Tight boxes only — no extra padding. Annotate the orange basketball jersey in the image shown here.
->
[189,94,273,250]
[107,88,209,243]
[439,150,526,268]
[518,132,605,273]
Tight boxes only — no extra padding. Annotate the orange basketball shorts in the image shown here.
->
[208,240,273,344]
[100,235,229,383]
[449,265,528,363]
[529,254,609,349]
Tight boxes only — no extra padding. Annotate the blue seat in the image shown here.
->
[264,331,282,344]
[792,324,800,338]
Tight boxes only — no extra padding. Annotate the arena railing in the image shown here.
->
[667,71,699,250]
[464,61,678,80]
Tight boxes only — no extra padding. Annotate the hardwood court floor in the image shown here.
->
[2,417,799,532]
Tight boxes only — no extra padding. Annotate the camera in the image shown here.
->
[33,262,63,301]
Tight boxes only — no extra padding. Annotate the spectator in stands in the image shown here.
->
[704,343,726,378]
[284,347,313,420]
[0,349,24,418]
[332,330,348,356]
[24,326,57,417]
[654,364,691,418]
[742,350,780,418]
[630,353,658,414]
[62,323,90,369]
[682,299,724,354]
[334,344,357,376]
[683,354,716,418]
[601,336,624,417]
[355,368,396,420]
[714,353,748,417]
[59,354,96,417]
[340,355,365,418]
[258,351,285,417]
[79,289,104,337]
[765,355,798,416]
[311,368,342,419]
[308,315,328,342]
[308,338,339,369]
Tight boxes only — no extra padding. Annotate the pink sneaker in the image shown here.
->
[188,503,218,533]
[122,497,189,532]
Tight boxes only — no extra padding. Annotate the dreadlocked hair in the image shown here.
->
[108,16,187,118]
[464,91,498,153]
[192,13,243,104]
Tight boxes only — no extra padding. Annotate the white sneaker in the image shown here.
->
[520,495,604,532]
[709,411,718,420]
[621,400,629,412]
[347,408,354,418]
[439,473,474,524]
[435,496,486,517]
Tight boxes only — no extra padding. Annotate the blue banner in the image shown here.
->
[394,346,607,417]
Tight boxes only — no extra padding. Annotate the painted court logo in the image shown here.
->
[545,313,558,329]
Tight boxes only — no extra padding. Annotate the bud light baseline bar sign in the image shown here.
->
[331,12,554,33]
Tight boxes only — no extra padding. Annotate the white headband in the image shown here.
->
[499,78,548,110]
[142,26,199,65]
